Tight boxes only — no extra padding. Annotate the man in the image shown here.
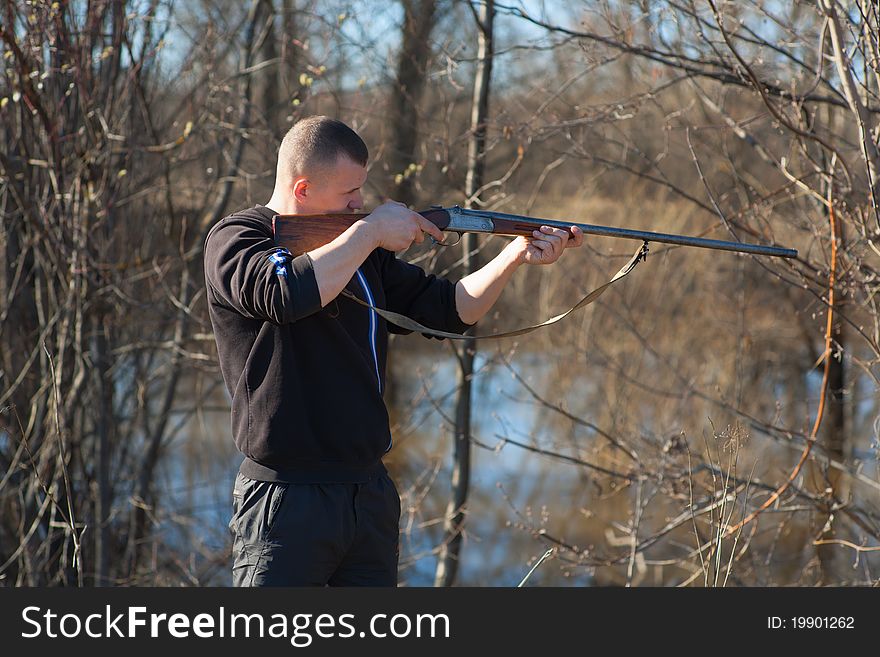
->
[204,115,583,586]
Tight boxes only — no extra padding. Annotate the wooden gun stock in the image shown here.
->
[273,213,367,256]
[272,209,453,256]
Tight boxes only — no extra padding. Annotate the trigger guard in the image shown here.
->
[429,232,462,248]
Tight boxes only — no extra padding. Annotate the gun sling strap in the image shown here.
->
[339,241,649,341]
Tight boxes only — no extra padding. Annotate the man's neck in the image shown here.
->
[265,194,297,215]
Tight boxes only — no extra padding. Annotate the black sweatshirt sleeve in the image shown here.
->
[379,249,474,339]
[204,215,322,324]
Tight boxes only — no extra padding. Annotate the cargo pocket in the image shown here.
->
[229,475,289,586]
[229,474,288,543]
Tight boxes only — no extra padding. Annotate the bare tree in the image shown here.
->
[388,0,441,206]
[434,0,495,588]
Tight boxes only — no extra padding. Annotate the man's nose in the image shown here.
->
[348,194,363,211]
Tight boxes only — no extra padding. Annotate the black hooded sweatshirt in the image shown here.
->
[204,205,472,483]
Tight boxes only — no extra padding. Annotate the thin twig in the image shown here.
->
[517,547,556,587]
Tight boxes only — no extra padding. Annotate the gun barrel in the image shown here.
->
[460,208,798,259]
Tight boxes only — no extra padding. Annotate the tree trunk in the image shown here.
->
[280,0,300,122]
[256,0,280,135]
[434,0,494,588]
[388,0,438,207]
[817,221,847,583]
[814,101,849,584]
[92,310,113,586]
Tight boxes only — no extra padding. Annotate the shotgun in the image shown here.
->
[272,205,798,259]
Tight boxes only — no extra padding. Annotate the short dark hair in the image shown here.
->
[277,116,369,180]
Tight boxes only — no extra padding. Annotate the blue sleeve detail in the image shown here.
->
[268,248,292,279]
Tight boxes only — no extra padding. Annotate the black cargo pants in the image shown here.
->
[228,469,401,586]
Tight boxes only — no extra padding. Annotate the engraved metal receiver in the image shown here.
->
[427,205,496,247]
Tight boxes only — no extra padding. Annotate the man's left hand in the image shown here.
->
[508,225,585,265]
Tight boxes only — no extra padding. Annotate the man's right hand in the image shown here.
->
[362,200,445,252]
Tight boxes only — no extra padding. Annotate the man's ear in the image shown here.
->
[292,178,309,202]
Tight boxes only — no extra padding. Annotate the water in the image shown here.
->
[157,343,880,586]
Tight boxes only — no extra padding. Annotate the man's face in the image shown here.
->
[294,154,366,214]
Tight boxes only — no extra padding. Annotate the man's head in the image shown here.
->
[272,116,369,214]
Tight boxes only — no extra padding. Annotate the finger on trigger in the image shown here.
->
[420,218,443,241]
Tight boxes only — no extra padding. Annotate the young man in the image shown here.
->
[204,116,583,586]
